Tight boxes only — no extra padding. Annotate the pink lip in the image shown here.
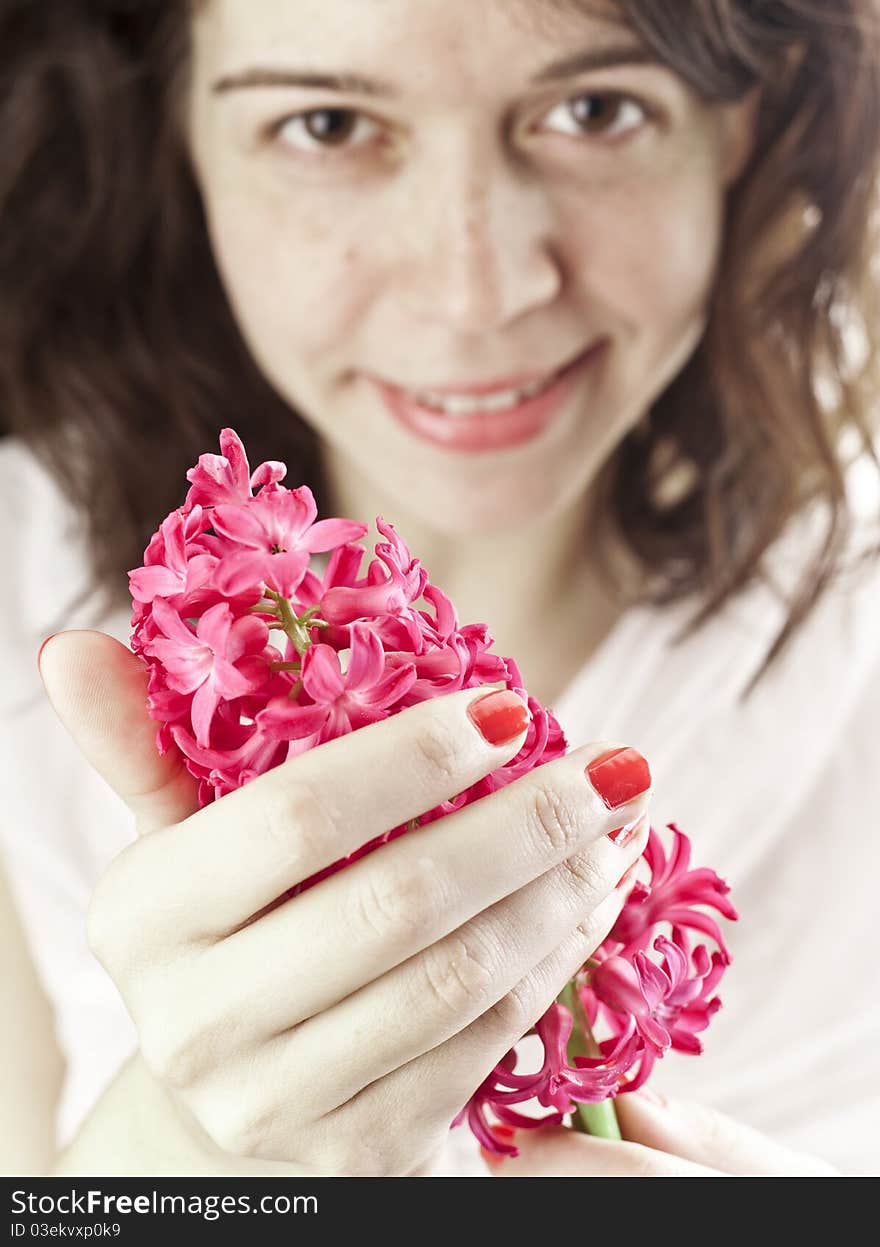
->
[369,343,599,396]
[369,341,607,454]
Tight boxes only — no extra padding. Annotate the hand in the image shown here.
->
[490,1088,841,1176]
[38,629,653,1177]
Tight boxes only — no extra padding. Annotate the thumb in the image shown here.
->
[613,1088,839,1177]
[489,1122,721,1177]
[37,629,200,835]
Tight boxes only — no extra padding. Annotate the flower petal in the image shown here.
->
[192,678,221,748]
[346,623,385,689]
[256,699,329,741]
[302,644,346,702]
[639,1015,672,1052]
[302,517,368,552]
[128,564,184,604]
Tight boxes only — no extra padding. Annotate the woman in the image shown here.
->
[1,0,878,1177]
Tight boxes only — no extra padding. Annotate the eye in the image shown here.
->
[273,107,382,154]
[538,92,649,141]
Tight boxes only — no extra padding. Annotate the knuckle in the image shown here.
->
[485,977,535,1039]
[87,835,183,974]
[626,1142,670,1178]
[139,1019,201,1091]
[137,973,223,1092]
[327,1134,395,1177]
[528,781,582,859]
[197,1096,276,1160]
[319,1115,440,1176]
[85,853,139,968]
[260,778,336,880]
[226,1112,278,1160]
[353,855,445,944]
[557,851,606,901]
[574,895,621,951]
[412,716,471,785]
[420,932,497,1019]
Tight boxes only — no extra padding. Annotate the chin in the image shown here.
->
[393,466,578,537]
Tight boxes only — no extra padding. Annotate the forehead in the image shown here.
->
[194,0,637,93]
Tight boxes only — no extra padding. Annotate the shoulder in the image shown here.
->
[0,436,129,693]
[671,447,880,847]
[756,444,880,697]
[0,434,78,541]
[0,434,134,878]
[0,435,89,658]
[716,445,880,761]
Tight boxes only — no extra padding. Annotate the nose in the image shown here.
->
[395,143,564,334]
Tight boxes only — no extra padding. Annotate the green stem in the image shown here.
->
[262,589,325,658]
[557,980,622,1141]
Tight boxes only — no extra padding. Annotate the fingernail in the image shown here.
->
[609,811,648,848]
[586,746,652,809]
[467,690,531,746]
[615,859,641,893]
[36,634,57,675]
[480,1124,518,1167]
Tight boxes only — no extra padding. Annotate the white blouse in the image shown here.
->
[1,435,879,1176]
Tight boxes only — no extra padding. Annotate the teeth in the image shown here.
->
[407,372,555,416]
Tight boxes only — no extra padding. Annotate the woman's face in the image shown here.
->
[186,0,758,535]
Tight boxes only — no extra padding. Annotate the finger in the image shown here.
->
[492,1124,725,1177]
[613,1088,840,1176]
[37,630,201,832]
[133,741,648,1089]
[173,890,631,1168]
[321,887,634,1173]
[132,683,534,936]
[200,742,651,1020]
[253,816,651,1119]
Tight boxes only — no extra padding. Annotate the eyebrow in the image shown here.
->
[210,44,658,97]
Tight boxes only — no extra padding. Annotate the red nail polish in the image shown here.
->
[638,1085,668,1108]
[36,634,56,674]
[608,812,647,848]
[615,860,641,893]
[467,690,530,746]
[480,1123,517,1167]
[586,746,651,809]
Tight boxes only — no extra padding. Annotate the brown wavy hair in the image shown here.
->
[2,0,879,697]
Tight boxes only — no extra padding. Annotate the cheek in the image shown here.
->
[200,176,374,378]
[559,148,725,340]
[618,193,721,334]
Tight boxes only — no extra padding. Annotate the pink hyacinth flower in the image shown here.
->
[129,427,736,1159]
[319,516,427,625]
[128,505,219,606]
[184,426,288,509]
[210,486,367,599]
[256,621,418,741]
[610,822,738,963]
[144,599,271,746]
[491,1004,636,1113]
[591,932,724,1091]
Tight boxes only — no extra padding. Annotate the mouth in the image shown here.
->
[365,340,608,453]
[371,342,602,416]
